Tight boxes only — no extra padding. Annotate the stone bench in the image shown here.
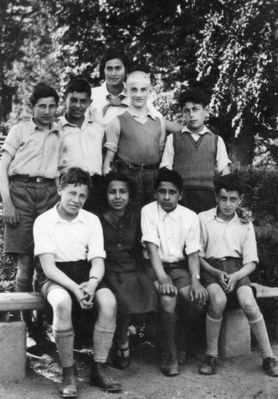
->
[219,283,278,358]
[0,292,45,382]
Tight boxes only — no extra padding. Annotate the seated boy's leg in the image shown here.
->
[159,293,179,376]
[237,286,278,376]
[199,284,227,375]
[90,287,121,392]
[46,284,77,397]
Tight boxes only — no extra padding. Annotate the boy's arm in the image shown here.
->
[216,136,231,175]
[188,251,208,304]
[81,257,105,304]
[39,253,90,309]
[145,241,177,296]
[0,152,20,226]
[103,117,121,174]
[226,262,256,292]
[199,257,229,290]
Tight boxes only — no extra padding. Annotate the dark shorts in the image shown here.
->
[202,257,252,309]
[180,187,216,214]
[4,178,58,254]
[40,260,107,300]
[162,262,191,291]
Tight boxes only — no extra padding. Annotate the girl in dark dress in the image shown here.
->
[99,172,158,368]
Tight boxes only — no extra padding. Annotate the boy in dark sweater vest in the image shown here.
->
[103,70,166,209]
[160,87,230,213]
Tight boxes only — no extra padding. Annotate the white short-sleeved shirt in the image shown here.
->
[33,205,106,262]
[141,201,200,263]
[160,126,230,173]
[58,115,104,176]
[198,207,258,265]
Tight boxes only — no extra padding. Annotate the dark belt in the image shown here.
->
[116,159,159,171]
[10,174,56,183]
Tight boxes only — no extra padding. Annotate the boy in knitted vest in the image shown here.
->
[160,87,230,213]
[103,70,166,209]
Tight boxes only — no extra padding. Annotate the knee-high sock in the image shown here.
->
[206,314,222,357]
[161,313,176,354]
[53,328,74,368]
[93,324,115,363]
[16,277,33,326]
[249,314,273,359]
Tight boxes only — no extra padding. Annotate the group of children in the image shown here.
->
[1,48,278,398]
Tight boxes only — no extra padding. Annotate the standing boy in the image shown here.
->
[103,70,166,208]
[33,167,121,397]
[0,82,61,340]
[198,174,278,376]
[58,77,105,212]
[160,87,230,213]
[141,168,207,376]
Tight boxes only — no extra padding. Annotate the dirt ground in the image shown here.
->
[1,341,278,399]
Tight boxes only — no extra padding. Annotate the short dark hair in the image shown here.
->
[99,49,131,80]
[155,168,183,193]
[214,174,244,196]
[59,167,91,191]
[30,82,59,107]
[179,87,210,109]
[104,171,136,199]
[65,77,91,98]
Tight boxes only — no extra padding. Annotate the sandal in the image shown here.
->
[113,344,130,369]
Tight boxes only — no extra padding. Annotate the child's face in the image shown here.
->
[58,183,89,219]
[107,180,129,213]
[66,92,91,121]
[156,181,182,213]
[104,58,126,88]
[33,97,57,127]
[216,189,242,221]
[182,101,208,132]
[127,81,150,109]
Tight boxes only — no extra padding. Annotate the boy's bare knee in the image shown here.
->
[208,285,227,315]
[96,288,117,319]
[160,295,176,314]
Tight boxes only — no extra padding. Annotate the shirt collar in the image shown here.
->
[30,117,59,135]
[53,204,86,224]
[212,207,239,224]
[127,107,157,120]
[101,81,127,99]
[59,113,94,128]
[181,125,210,135]
[157,203,180,221]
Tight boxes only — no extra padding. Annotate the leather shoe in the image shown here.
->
[90,361,121,392]
[161,350,179,377]
[59,382,78,398]
[199,355,217,375]
[262,357,278,377]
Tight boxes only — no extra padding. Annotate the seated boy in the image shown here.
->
[33,168,121,398]
[160,86,230,213]
[58,77,105,213]
[103,70,166,209]
[198,174,278,377]
[141,168,207,376]
[0,82,61,342]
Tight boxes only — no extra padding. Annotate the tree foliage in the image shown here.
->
[1,0,277,165]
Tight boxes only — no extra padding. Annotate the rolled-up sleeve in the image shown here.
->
[160,134,174,170]
[198,215,207,258]
[104,117,121,153]
[242,223,258,265]
[184,213,200,255]
[33,216,55,256]
[141,207,160,247]
[87,215,106,260]
[2,125,21,159]
[216,136,231,173]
